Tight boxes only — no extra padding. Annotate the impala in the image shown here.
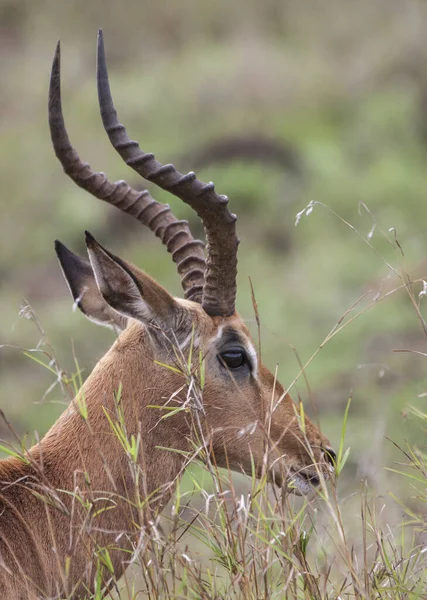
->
[0,32,334,600]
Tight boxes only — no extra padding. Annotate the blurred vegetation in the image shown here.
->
[2,0,427,594]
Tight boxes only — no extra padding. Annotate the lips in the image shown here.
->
[266,455,335,495]
[289,470,321,495]
[269,467,324,495]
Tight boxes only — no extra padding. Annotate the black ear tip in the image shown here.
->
[55,240,79,269]
[85,230,96,245]
[55,239,66,256]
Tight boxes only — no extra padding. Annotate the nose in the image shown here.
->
[322,446,336,468]
[299,471,320,486]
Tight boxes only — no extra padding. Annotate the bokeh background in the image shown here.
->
[1,0,427,573]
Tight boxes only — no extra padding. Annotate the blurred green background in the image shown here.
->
[1,0,427,519]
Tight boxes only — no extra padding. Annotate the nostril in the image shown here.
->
[307,474,320,486]
[323,447,336,467]
[298,471,320,486]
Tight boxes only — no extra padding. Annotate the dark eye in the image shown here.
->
[220,350,247,369]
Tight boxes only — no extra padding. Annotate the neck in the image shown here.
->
[0,323,190,598]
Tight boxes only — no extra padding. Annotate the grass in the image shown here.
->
[5,300,427,599]
[104,232,426,598]
[2,1,427,596]
[6,204,427,597]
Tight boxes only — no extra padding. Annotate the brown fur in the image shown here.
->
[0,288,331,599]
[2,36,335,596]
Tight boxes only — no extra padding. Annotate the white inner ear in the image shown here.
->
[114,278,154,322]
[73,285,128,332]
[88,247,154,323]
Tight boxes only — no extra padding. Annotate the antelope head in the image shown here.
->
[50,31,334,497]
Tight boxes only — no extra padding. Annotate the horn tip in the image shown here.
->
[50,41,61,98]
[97,29,105,56]
[51,40,61,74]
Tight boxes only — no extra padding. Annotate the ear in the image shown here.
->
[55,240,127,331]
[84,231,185,329]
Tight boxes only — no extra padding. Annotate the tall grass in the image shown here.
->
[7,275,427,599]
[105,348,427,600]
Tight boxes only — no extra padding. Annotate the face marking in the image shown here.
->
[212,323,226,345]
[178,331,200,352]
[245,339,258,379]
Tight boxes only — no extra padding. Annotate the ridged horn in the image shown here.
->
[48,41,206,302]
[96,30,239,317]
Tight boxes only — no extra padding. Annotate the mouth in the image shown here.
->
[270,468,322,495]
[287,471,320,495]
[267,449,336,495]
[286,448,337,495]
